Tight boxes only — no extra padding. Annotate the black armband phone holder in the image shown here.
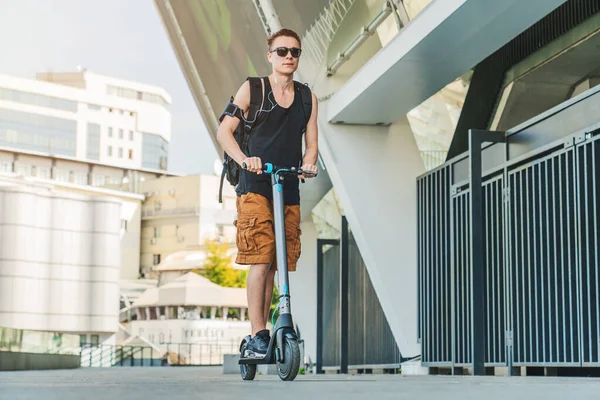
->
[219,97,244,122]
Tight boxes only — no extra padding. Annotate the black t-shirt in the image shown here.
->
[236,77,305,205]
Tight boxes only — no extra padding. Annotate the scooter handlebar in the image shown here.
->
[242,162,317,177]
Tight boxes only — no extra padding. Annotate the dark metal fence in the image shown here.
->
[321,243,341,369]
[417,90,600,373]
[317,217,402,373]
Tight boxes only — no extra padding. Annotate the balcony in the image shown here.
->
[141,207,200,219]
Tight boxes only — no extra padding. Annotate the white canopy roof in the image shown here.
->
[132,272,247,308]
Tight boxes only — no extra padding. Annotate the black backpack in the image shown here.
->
[218,76,312,203]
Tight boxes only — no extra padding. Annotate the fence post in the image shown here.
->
[340,216,349,374]
[469,129,506,376]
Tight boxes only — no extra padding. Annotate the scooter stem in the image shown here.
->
[271,172,291,315]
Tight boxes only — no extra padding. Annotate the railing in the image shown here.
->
[301,0,356,67]
[141,207,200,218]
[317,217,402,373]
[80,341,239,367]
[417,86,600,373]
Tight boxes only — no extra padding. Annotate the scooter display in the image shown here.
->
[237,162,316,381]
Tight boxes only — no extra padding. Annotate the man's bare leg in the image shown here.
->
[263,267,277,326]
[246,263,270,336]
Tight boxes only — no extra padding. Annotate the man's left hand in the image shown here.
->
[299,163,318,180]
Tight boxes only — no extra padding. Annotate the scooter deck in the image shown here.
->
[238,355,275,365]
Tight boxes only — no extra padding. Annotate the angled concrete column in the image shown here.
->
[317,104,425,357]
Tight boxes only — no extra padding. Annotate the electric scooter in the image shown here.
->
[237,162,316,381]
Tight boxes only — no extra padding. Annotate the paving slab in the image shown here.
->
[1,366,599,400]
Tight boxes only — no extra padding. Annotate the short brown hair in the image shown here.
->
[267,28,301,49]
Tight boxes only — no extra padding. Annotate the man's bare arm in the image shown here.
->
[301,93,319,178]
[216,81,262,173]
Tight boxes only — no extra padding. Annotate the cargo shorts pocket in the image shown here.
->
[234,215,259,254]
[286,222,302,264]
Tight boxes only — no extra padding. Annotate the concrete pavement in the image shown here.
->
[1,366,599,400]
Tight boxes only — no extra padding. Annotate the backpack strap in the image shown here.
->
[295,81,313,134]
[219,77,265,203]
[242,76,265,151]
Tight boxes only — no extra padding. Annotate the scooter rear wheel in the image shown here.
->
[277,337,300,381]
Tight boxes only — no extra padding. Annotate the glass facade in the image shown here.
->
[86,123,100,161]
[0,108,77,156]
[107,84,168,107]
[142,132,168,170]
[0,87,77,112]
[0,327,80,355]
[407,71,472,170]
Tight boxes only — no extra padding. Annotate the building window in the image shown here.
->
[55,169,70,182]
[119,129,123,139]
[142,132,168,170]
[153,227,160,237]
[88,104,101,111]
[92,174,105,186]
[0,87,77,112]
[0,108,76,156]
[15,163,32,176]
[90,335,99,347]
[121,219,128,232]
[73,172,87,185]
[107,146,113,157]
[86,123,100,161]
[36,166,51,179]
[128,149,133,160]
[129,130,134,140]
[153,254,161,265]
[0,161,12,172]
[108,127,113,137]
[118,147,123,158]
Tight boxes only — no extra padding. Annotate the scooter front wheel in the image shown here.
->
[240,363,257,381]
[277,337,300,381]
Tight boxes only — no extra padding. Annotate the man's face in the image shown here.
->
[268,36,301,74]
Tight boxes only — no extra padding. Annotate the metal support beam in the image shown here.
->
[316,238,340,374]
[340,216,349,374]
[469,129,506,376]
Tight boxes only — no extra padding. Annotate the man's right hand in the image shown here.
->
[242,157,263,174]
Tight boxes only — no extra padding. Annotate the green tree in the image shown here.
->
[194,239,247,288]
[195,239,280,322]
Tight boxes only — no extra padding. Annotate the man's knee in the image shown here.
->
[248,263,271,277]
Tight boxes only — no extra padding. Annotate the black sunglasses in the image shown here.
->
[270,47,302,58]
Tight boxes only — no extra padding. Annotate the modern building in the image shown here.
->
[129,271,250,365]
[0,173,144,357]
[155,0,600,376]
[131,174,237,279]
[0,70,174,189]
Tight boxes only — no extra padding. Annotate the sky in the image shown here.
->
[0,0,219,175]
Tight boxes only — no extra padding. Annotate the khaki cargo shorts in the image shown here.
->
[234,192,302,271]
